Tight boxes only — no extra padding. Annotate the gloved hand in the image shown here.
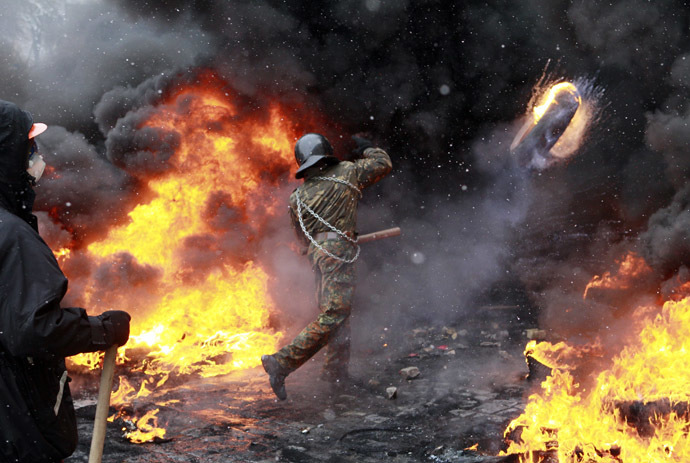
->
[351,135,374,157]
[99,310,131,347]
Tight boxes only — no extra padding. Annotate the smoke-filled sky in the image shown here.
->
[2,0,690,348]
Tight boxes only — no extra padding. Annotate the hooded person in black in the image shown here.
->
[0,100,131,463]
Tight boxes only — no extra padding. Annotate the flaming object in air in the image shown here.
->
[61,71,307,441]
[511,79,599,170]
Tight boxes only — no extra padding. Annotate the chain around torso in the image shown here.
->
[295,176,361,263]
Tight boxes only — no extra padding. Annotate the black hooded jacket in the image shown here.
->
[0,100,33,183]
[0,100,108,462]
[0,100,39,229]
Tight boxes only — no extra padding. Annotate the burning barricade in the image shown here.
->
[58,71,305,443]
[56,71,401,446]
[501,251,690,462]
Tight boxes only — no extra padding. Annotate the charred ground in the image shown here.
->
[65,300,536,463]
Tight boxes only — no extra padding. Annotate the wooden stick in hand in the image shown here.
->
[357,227,401,244]
[88,345,118,463]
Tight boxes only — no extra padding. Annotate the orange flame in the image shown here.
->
[665,278,690,302]
[511,80,594,162]
[504,296,690,462]
[584,251,653,299]
[124,409,166,444]
[535,81,585,160]
[65,72,303,441]
[54,247,71,265]
[532,82,581,123]
[525,340,603,371]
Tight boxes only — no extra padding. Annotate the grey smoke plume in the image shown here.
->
[639,184,690,279]
[632,50,690,286]
[646,106,690,190]
[568,0,684,75]
[34,125,133,243]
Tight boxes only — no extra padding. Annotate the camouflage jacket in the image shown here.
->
[288,147,392,246]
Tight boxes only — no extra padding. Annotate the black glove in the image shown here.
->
[99,310,131,347]
[351,135,374,157]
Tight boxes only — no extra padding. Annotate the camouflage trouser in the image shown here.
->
[274,239,356,376]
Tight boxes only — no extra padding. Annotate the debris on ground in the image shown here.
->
[65,311,533,462]
[399,366,421,380]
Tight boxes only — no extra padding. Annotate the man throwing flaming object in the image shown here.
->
[262,133,392,400]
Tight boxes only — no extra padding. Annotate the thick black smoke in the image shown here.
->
[640,184,690,279]
[33,126,133,244]
[0,1,689,359]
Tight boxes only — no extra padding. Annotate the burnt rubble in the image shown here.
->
[616,399,690,439]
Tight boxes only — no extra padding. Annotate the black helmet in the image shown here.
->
[294,133,337,179]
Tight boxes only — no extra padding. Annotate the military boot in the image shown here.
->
[261,354,289,400]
